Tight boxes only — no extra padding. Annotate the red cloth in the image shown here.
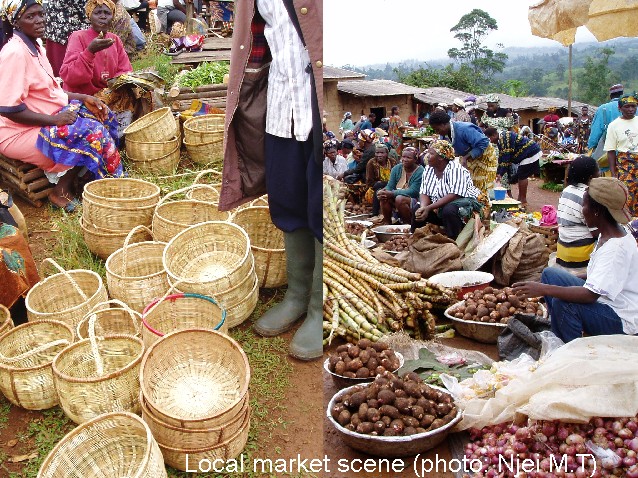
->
[45,40,67,78]
[59,29,132,95]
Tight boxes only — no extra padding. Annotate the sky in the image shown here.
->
[324,0,598,67]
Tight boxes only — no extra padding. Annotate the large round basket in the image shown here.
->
[231,206,286,288]
[0,305,14,336]
[184,137,223,166]
[140,329,250,429]
[125,134,180,160]
[152,185,231,243]
[184,169,222,203]
[105,226,169,312]
[163,221,255,301]
[76,300,142,340]
[52,331,144,424]
[0,320,74,410]
[158,411,251,471]
[80,218,153,261]
[25,259,108,330]
[183,114,225,144]
[123,107,177,143]
[141,290,227,349]
[140,391,249,450]
[127,144,181,175]
[219,272,259,328]
[37,412,167,478]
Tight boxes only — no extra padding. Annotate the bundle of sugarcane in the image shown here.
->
[323,176,457,345]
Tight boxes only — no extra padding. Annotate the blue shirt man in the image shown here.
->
[588,84,624,150]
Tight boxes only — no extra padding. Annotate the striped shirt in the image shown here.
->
[419,161,480,203]
[557,184,595,243]
[256,0,312,141]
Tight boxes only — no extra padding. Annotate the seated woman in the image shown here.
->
[365,143,397,219]
[413,140,483,239]
[555,156,599,271]
[428,110,498,195]
[322,141,347,179]
[0,0,123,210]
[377,146,423,226]
[513,177,638,343]
[157,0,199,34]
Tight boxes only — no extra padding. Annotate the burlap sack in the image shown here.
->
[397,224,462,277]
[492,222,549,285]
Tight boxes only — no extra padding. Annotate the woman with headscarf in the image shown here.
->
[365,142,397,219]
[339,111,354,138]
[480,94,514,133]
[514,177,637,343]
[604,93,638,217]
[40,0,86,76]
[377,146,423,226]
[413,140,483,239]
[428,110,498,195]
[0,0,123,211]
[338,128,377,184]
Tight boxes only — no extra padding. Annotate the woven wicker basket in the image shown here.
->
[52,326,144,424]
[37,411,167,478]
[81,218,153,261]
[158,411,251,471]
[140,391,249,449]
[140,329,250,429]
[152,185,231,243]
[123,107,177,143]
[141,288,227,349]
[0,305,14,336]
[25,259,108,330]
[184,136,224,166]
[125,134,180,160]
[231,206,286,288]
[105,226,169,312]
[250,194,268,207]
[163,221,255,297]
[222,272,259,328]
[127,144,181,175]
[183,169,223,202]
[183,114,225,144]
[0,320,74,409]
[76,300,142,340]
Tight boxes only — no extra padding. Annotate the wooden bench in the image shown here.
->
[0,154,53,207]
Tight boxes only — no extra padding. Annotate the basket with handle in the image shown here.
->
[123,107,177,143]
[140,329,250,430]
[231,205,286,288]
[183,114,225,144]
[152,185,231,243]
[52,313,144,424]
[125,134,180,160]
[127,143,181,175]
[184,136,224,166]
[105,226,170,312]
[184,169,223,203]
[25,258,108,330]
[0,305,14,336]
[141,282,227,349]
[0,320,74,409]
[36,411,167,478]
[80,217,153,261]
[76,299,142,340]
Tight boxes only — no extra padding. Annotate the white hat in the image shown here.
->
[453,98,465,109]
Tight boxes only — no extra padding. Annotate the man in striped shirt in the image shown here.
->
[413,140,482,239]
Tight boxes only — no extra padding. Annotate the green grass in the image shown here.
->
[131,37,181,87]
[540,181,564,192]
[0,396,11,431]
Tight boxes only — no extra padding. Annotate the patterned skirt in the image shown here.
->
[617,152,638,217]
[466,143,498,195]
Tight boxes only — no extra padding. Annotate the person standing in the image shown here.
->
[604,93,638,217]
[588,84,624,160]
[42,0,86,77]
[387,105,405,152]
[575,105,592,154]
[339,111,354,138]
[480,94,514,133]
[219,0,322,360]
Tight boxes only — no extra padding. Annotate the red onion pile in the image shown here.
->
[463,416,638,478]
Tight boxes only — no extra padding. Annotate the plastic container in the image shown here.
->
[493,187,507,200]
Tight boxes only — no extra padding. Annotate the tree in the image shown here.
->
[395,64,477,92]
[501,79,529,97]
[577,47,620,105]
[447,9,508,87]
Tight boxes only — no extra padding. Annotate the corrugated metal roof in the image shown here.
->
[324,66,366,81]
[413,86,473,105]
[474,93,597,115]
[336,79,423,97]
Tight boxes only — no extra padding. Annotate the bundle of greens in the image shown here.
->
[178,62,230,89]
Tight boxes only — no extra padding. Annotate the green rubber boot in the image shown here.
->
[289,239,323,360]
[253,229,315,337]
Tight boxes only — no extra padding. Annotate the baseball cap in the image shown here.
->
[609,84,624,94]
[588,177,631,224]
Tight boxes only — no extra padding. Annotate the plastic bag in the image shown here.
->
[586,441,622,469]
[497,313,552,361]
[541,204,558,226]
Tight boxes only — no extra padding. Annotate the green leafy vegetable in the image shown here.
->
[398,348,489,387]
[178,61,230,89]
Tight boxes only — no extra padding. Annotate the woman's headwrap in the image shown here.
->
[85,0,115,19]
[0,0,42,25]
[358,129,376,142]
[343,111,351,120]
[619,93,638,107]
[429,140,455,161]
[484,93,500,104]
[325,130,336,140]
[323,139,337,152]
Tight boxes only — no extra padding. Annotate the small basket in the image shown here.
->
[231,206,286,288]
[184,169,223,203]
[158,411,251,471]
[0,305,14,336]
[83,178,161,209]
[140,329,250,429]
[36,412,167,478]
[123,107,177,143]
[52,321,144,424]
[0,320,74,410]
[127,144,181,175]
[183,114,225,144]
[141,286,227,349]
[105,226,169,312]
[184,137,224,166]
[125,134,180,160]
[25,259,108,330]
[152,185,231,243]
[76,300,142,340]
[80,218,153,261]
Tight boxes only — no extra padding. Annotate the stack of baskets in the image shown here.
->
[183,114,225,167]
[124,107,181,174]
[0,304,14,336]
[81,178,160,259]
[139,329,250,471]
[163,221,259,328]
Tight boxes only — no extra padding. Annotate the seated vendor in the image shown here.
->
[413,140,483,239]
[513,177,638,343]
[0,0,123,211]
[366,143,398,219]
[338,129,376,184]
[377,146,423,226]
[322,141,347,179]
